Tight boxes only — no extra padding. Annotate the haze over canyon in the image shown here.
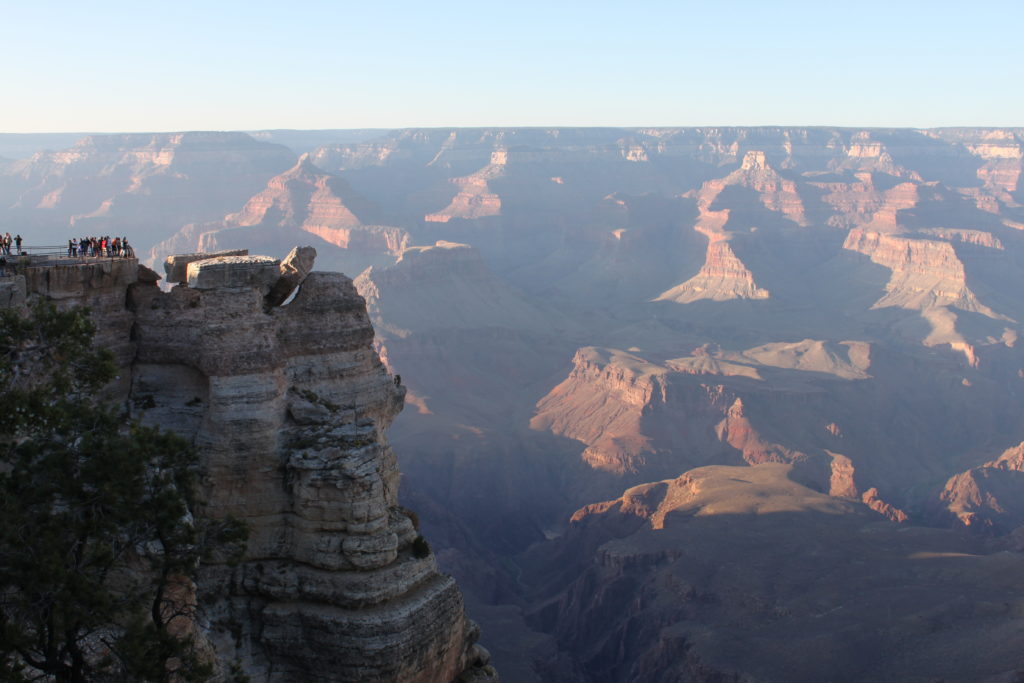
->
[3,126,1024,681]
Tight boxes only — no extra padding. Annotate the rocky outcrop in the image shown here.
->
[424,151,505,223]
[843,228,1002,316]
[916,228,1003,249]
[941,441,1024,533]
[524,463,1024,683]
[7,252,496,682]
[530,347,835,478]
[265,245,317,306]
[656,149,810,303]
[0,274,26,307]
[531,348,670,475]
[17,257,140,392]
[185,254,280,291]
[928,128,1022,204]
[655,239,769,303]
[225,154,375,238]
[164,248,249,283]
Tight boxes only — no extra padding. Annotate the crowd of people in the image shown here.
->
[0,235,135,274]
[68,236,134,258]
[1,233,23,256]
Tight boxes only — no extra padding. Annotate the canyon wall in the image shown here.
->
[7,127,1024,681]
[2,253,496,682]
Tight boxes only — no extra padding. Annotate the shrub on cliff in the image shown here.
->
[0,301,245,682]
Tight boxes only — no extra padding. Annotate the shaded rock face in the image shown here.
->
[7,255,494,682]
[523,464,1024,683]
[942,442,1024,532]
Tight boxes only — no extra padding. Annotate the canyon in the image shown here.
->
[4,127,1024,680]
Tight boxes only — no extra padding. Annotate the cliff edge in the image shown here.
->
[2,251,497,682]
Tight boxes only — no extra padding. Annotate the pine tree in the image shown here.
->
[0,300,245,682]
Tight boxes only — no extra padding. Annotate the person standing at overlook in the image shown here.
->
[14,235,22,254]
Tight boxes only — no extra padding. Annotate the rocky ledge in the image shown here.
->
[6,249,497,682]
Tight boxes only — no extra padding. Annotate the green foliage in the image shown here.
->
[0,300,246,681]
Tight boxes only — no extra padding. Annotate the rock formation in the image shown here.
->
[522,464,1024,682]
[424,151,506,223]
[942,441,1024,533]
[655,149,809,303]
[7,127,1024,682]
[1,252,497,682]
[148,155,407,276]
[0,132,296,253]
[655,239,769,303]
[843,228,1002,316]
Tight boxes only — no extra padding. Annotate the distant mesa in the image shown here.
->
[149,154,407,271]
[843,228,1005,318]
[424,151,505,223]
[655,149,814,304]
[942,441,1024,533]
[655,239,769,303]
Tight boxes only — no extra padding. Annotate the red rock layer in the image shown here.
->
[843,228,1000,316]
[941,442,1024,532]
[656,239,769,303]
[424,151,505,222]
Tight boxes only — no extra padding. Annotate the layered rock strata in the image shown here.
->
[424,151,505,223]
[656,149,806,303]
[7,252,495,682]
[942,441,1024,533]
[843,228,1001,316]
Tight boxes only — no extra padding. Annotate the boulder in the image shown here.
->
[164,249,248,284]
[186,255,280,292]
[266,246,317,306]
[137,263,161,284]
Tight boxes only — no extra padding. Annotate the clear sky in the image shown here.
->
[1,0,1021,132]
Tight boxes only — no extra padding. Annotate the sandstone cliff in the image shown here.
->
[4,253,496,682]
[424,151,506,223]
[842,228,1001,316]
[941,441,1024,533]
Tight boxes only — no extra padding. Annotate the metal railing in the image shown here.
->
[0,245,137,267]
